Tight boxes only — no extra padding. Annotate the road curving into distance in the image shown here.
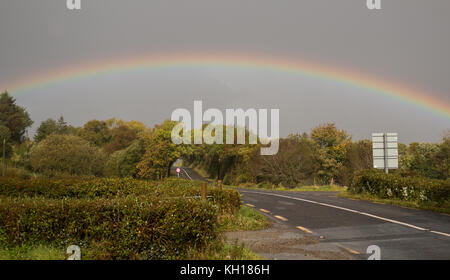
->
[172,166,450,259]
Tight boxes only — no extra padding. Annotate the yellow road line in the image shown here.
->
[259,208,270,213]
[245,203,255,207]
[296,226,313,234]
[274,215,288,222]
[340,246,360,255]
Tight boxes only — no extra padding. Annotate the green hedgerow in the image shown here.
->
[349,169,450,205]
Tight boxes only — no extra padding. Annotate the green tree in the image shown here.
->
[406,142,440,178]
[10,142,32,169]
[186,125,257,183]
[104,139,145,177]
[34,116,72,142]
[0,91,33,143]
[103,125,138,154]
[249,135,316,186]
[434,135,450,179]
[79,120,111,146]
[310,123,351,184]
[137,120,192,180]
[29,134,105,176]
[345,140,372,171]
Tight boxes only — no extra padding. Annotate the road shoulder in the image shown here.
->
[225,214,360,260]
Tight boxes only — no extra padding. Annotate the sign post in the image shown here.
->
[372,132,398,173]
[176,167,181,178]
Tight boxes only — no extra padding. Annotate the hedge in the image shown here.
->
[0,196,219,259]
[0,177,241,214]
[349,169,450,204]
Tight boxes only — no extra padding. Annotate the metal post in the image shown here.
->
[2,138,5,177]
[201,182,207,201]
[383,133,388,174]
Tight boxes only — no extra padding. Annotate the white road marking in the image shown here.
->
[240,190,450,237]
[430,231,450,237]
[181,167,193,180]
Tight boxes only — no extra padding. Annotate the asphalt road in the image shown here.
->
[175,166,450,259]
[172,166,207,181]
[239,189,450,260]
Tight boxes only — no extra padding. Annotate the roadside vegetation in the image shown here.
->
[0,90,448,259]
[227,184,346,192]
[0,176,267,260]
[342,169,450,214]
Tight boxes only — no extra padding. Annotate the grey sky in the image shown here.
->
[0,0,449,143]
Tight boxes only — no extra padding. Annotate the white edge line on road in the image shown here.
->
[430,231,450,237]
[239,190,450,237]
[181,168,193,180]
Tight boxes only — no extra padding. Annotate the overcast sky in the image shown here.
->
[0,0,449,143]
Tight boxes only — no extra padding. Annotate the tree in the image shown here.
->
[79,120,111,146]
[103,125,138,154]
[433,135,450,179]
[136,120,192,180]
[186,125,258,183]
[29,134,105,176]
[34,116,71,142]
[345,140,372,171]
[405,142,440,178]
[0,91,33,143]
[106,118,149,134]
[104,139,146,177]
[10,142,32,169]
[310,123,349,148]
[310,124,351,184]
[249,135,316,186]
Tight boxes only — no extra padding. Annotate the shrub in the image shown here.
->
[103,140,145,177]
[0,177,241,214]
[0,196,219,259]
[349,169,450,205]
[29,134,106,177]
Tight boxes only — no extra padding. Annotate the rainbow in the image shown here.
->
[4,51,450,119]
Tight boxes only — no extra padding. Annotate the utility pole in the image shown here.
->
[2,138,5,177]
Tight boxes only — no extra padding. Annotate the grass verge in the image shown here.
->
[189,205,268,260]
[187,239,262,260]
[0,245,65,260]
[339,191,450,215]
[218,205,269,232]
[227,184,347,192]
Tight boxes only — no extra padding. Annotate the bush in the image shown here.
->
[103,140,145,177]
[0,175,242,259]
[29,134,105,177]
[3,167,35,180]
[349,169,450,205]
[0,177,241,214]
[0,196,218,259]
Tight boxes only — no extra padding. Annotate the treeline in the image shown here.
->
[1,91,448,185]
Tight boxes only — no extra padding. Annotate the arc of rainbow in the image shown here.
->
[4,52,450,119]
